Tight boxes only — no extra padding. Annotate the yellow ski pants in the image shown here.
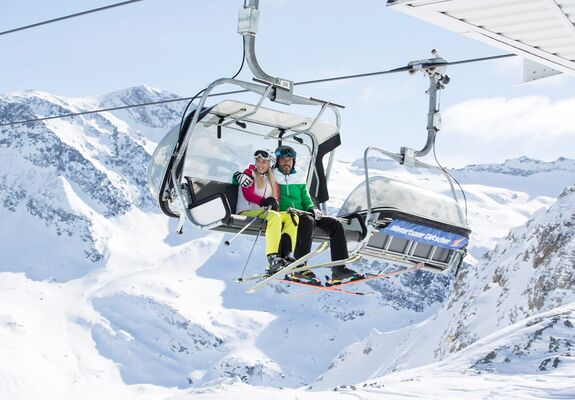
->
[239,209,298,256]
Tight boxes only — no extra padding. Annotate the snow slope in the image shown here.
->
[1,87,574,399]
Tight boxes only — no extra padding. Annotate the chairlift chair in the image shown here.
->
[337,54,471,273]
[147,0,364,244]
[338,147,470,273]
[147,97,363,241]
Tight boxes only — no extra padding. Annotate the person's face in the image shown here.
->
[255,157,270,174]
[278,156,294,175]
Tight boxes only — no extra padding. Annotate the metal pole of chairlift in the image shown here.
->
[401,51,450,163]
[416,72,441,158]
[238,1,342,112]
[403,54,468,224]
[238,0,294,105]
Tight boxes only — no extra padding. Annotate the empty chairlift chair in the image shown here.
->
[338,147,470,273]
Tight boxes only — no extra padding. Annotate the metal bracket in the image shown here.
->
[401,50,450,161]
[238,0,295,104]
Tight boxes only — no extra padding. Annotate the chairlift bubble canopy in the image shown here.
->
[337,147,471,273]
[339,175,468,228]
[147,92,354,242]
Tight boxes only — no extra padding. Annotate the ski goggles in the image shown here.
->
[254,150,272,160]
[275,146,297,158]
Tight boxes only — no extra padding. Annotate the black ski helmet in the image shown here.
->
[274,145,297,174]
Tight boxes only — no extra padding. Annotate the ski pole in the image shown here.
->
[224,206,271,246]
[288,207,348,224]
[237,206,271,281]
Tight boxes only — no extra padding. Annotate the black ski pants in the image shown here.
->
[294,214,349,265]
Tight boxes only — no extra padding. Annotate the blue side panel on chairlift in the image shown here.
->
[379,219,468,250]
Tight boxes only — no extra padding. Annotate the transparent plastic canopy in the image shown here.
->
[338,176,468,228]
[147,124,179,200]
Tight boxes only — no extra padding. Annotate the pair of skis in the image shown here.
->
[290,262,425,296]
[274,276,373,296]
[239,253,362,283]
[241,241,330,294]
[238,240,424,296]
[243,252,366,296]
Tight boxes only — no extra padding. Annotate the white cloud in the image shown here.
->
[443,96,575,139]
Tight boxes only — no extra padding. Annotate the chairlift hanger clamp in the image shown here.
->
[236,0,348,108]
[238,0,294,105]
[401,50,450,164]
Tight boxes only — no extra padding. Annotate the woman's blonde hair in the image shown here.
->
[254,159,278,199]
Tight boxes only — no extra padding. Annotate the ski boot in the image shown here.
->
[326,266,364,286]
[265,254,288,277]
[285,268,322,286]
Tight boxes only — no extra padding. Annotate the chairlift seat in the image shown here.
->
[184,177,363,242]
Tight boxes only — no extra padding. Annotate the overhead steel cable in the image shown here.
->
[0,0,143,37]
[0,53,516,127]
[294,53,515,86]
[178,34,247,143]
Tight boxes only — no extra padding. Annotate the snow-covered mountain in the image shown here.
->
[316,183,575,388]
[461,156,575,177]
[0,86,182,280]
[1,86,573,399]
[311,303,575,398]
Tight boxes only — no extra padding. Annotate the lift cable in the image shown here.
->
[294,53,514,86]
[177,37,247,140]
[0,0,143,37]
[0,53,516,128]
[431,89,469,223]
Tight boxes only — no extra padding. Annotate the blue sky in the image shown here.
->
[2,0,575,166]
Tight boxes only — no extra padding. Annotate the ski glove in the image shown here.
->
[233,171,254,188]
[260,196,279,211]
[311,208,324,220]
